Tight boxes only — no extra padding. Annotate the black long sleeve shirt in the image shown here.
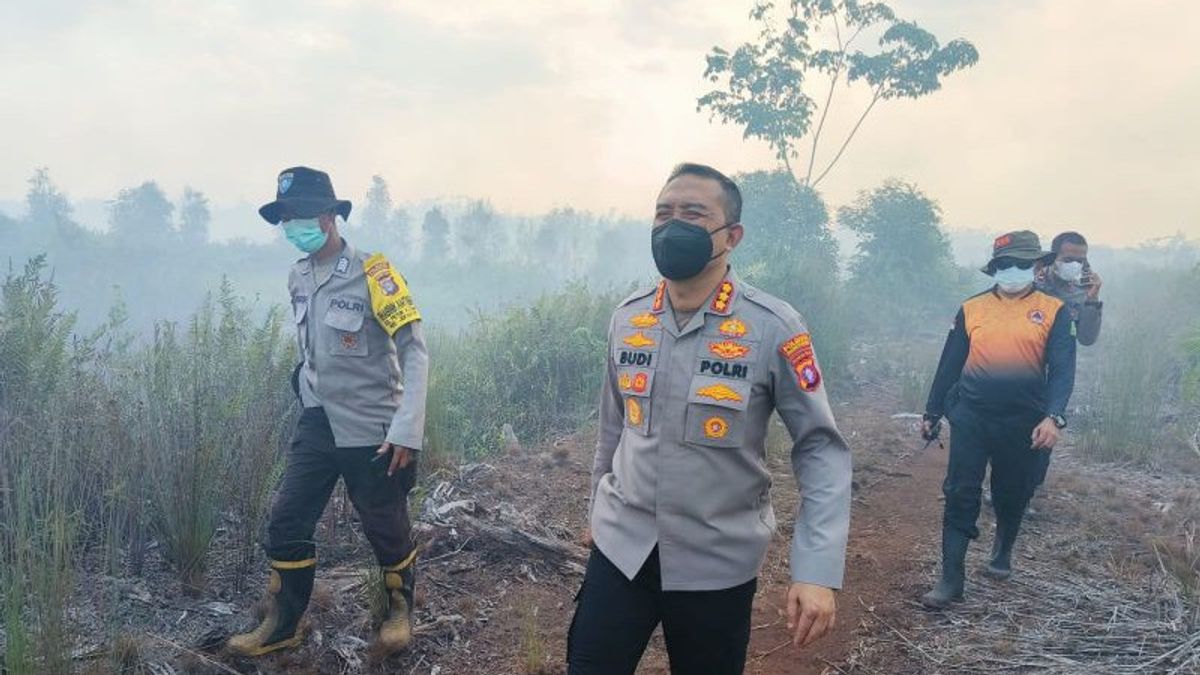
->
[926,287,1077,421]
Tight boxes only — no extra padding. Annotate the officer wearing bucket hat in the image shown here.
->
[918,230,1076,608]
[228,167,428,656]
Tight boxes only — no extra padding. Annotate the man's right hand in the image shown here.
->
[580,527,592,548]
[921,416,941,441]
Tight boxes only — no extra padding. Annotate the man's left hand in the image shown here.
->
[1085,270,1103,300]
[785,582,837,648]
[376,442,414,476]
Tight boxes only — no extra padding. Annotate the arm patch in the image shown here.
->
[363,253,420,336]
[780,331,822,392]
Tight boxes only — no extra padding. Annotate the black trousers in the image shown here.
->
[264,407,417,567]
[943,404,1042,540]
[1030,447,1053,492]
[567,546,757,675]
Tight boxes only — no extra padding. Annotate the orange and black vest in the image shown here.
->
[926,287,1076,419]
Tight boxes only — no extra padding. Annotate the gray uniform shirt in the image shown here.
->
[1036,273,1103,346]
[589,270,853,591]
[289,239,429,449]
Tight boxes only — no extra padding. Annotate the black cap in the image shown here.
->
[258,166,352,225]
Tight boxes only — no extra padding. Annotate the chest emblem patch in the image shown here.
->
[1028,309,1046,325]
[341,332,359,350]
[718,318,748,338]
[704,416,729,439]
[708,340,751,359]
[696,383,744,403]
[630,313,659,329]
[623,332,656,349]
[626,398,644,426]
[618,372,650,394]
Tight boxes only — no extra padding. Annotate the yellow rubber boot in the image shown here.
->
[378,551,417,654]
[228,559,315,657]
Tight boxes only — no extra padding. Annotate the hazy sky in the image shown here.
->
[1,0,1197,246]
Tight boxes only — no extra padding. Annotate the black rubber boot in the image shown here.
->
[983,514,1021,580]
[921,528,969,609]
[379,555,417,653]
[228,560,315,656]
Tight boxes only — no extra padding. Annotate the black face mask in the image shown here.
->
[651,219,732,280]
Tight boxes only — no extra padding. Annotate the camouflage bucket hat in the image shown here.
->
[981,230,1054,274]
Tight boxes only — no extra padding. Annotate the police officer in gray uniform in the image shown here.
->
[229,167,429,657]
[568,164,853,675]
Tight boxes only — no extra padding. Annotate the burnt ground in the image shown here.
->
[65,382,1199,675]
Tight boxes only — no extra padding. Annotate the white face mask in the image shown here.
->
[1055,260,1084,283]
[994,266,1034,293]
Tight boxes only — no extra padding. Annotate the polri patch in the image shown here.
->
[780,332,821,393]
[363,253,420,336]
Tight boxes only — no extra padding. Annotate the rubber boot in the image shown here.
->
[228,559,315,656]
[378,552,417,654]
[921,528,969,609]
[983,514,1021,580]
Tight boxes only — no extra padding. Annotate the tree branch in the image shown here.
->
[803,14,845,186]
[811,86,884,189]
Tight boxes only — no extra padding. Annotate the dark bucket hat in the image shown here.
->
[981,230,1054,274]
[258,166,352,225]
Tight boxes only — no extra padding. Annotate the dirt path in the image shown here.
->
[745,407,946,675]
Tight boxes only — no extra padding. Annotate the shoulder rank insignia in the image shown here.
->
[651,281,667,313]
[623,332,656,348]
[718,317,748,338]
[695,383,743,403]
[708,340,750,359]
[364,253,420,336]
[711,280,735,313]
[630,312,659,329]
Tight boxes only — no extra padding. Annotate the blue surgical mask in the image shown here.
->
[283,218,328,253]
[994,266,1034,293]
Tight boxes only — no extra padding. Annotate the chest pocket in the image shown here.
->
[323,300,368,357]
[684,375,751,449]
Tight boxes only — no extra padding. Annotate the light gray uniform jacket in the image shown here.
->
[288,239,428,449]
[589,270,853,591]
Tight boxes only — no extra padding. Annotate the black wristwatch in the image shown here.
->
[1049,414,1067,429]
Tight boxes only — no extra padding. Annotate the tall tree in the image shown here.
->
[24,167,80,242]
[839,179,957,318]
[109,181,174,242]
[361,175,393,235]
[699,0,978,187]
[421,207,450,261]
[178,187,210,245]
[456,200,501,264]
